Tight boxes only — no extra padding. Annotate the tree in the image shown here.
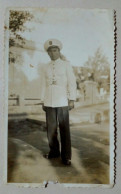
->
[9,11,34,63]
[9,11,33,47]
[84,47,110,92]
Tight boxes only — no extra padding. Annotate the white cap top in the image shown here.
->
[44,39,63,51]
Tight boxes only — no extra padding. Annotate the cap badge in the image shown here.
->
[49,41,52,45]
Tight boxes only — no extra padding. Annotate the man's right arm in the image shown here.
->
[41,103,46,111]
[40,66,46,107]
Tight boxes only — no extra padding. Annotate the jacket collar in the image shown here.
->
[51,58,61,64]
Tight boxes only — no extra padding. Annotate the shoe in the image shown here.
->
[62,159,71,166]
[43,153,60,159]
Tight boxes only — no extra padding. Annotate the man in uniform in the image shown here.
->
[40,39,77,165]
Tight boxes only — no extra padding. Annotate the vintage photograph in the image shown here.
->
[5,8,114,186]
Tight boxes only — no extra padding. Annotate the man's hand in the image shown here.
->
[41,103,46,112]
[68,100,74,111]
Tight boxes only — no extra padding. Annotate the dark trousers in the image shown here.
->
[45,106,71,160]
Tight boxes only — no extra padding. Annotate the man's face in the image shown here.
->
[47,47,60,61]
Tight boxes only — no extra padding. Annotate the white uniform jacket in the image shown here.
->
[40,58,77,107]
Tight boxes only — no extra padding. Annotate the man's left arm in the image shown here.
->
[66,63,77,110]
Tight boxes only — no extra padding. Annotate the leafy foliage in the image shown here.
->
[9,11,33,63]
[84,48,110,80]
[74,48,110,92]
[9,11,33,47]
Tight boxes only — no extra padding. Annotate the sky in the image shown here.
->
[12,8,114,82]
[18,8,114,67]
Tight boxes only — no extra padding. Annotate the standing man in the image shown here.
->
[40,39,77,165]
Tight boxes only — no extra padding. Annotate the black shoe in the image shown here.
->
[43,153,60,159]
[62,159,71,166]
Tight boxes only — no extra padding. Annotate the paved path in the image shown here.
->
[8,119,109,184]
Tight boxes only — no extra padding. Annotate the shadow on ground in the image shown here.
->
[8,119,109,184]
